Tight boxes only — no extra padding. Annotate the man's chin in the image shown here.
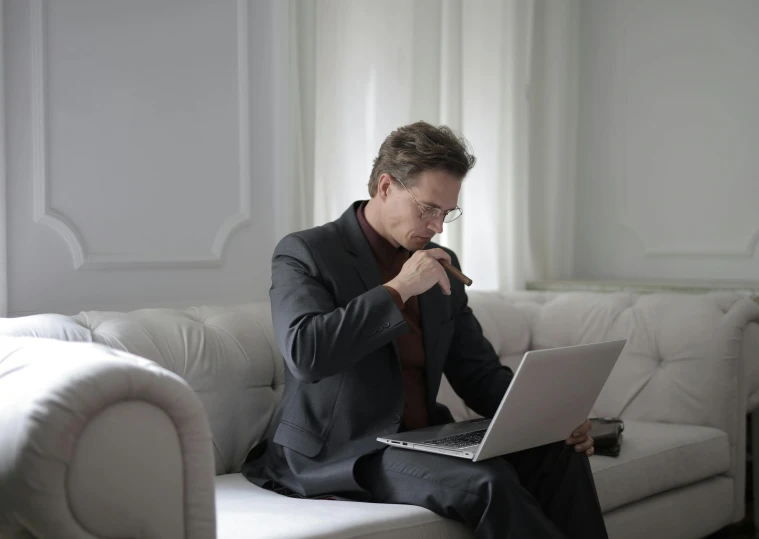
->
[401,236,433,251]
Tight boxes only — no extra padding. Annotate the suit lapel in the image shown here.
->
[336,202,383,291]
[352,252,383,294]
[418,286,448,336]
[337,202,398,359]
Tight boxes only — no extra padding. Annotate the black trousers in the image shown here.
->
[354,441,608,539]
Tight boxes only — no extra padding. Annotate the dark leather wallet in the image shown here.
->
[589,417,624,457]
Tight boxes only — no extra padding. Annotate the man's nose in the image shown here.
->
[428,217,444,235]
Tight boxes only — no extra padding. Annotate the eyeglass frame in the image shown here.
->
[393,175,463,223]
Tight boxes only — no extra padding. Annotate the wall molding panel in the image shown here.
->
[575,0,759,281]
[612,0,759,263]
[618,223,759,259]
[29,0,251,270]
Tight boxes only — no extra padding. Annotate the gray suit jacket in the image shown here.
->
[243,201,513,497]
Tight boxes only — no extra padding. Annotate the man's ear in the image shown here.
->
[376,173,394,201]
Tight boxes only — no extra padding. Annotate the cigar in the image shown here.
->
[439,260,473,287]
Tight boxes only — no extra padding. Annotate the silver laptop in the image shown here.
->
[377,340,626,462]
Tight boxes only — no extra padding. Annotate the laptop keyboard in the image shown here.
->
[422,429,487,449]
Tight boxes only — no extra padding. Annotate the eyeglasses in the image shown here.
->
[394,176,463,223]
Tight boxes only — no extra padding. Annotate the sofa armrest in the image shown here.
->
[0,337,216,539]
[744,322,759,411]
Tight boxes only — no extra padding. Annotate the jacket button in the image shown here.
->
[383,322,390,328]
[392,414,401,423]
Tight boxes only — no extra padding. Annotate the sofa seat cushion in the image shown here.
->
[589,420,730,512]
[215,474,473,539]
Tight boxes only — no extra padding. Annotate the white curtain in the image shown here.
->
[282,0,579,292]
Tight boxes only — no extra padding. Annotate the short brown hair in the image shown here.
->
[368,121,476,197]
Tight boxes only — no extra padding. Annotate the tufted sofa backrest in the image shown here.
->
[463,291,759,454]
[4,292,758,476]
[0,304,285,475]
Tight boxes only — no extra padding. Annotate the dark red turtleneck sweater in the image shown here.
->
[356,202,429,431]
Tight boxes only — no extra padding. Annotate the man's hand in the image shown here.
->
[387,248,452,303]
[566,419,594,457]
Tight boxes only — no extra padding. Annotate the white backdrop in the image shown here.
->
[3,0,756,318]
[1,1,7,317]
[574,0,759,281]
[3,0,279,316]
[288,0,580,292]
[1,0,578,316]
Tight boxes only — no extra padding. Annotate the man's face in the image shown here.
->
[382,169,462,251]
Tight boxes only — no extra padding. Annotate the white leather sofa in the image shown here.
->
[1,291,758,539]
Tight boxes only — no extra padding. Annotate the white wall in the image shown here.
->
[1,0,8,316]
[574,0,759,281]
[4,0,290,316]
[5,1,758,318]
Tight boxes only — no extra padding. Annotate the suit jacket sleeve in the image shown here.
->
[442,252,513,418]
[269,233,407,383]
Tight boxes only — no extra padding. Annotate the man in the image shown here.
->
[243,122,607,538]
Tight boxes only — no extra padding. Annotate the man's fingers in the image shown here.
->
[565,434,588,445]
[425,248,452,264]
[568,425,595,455]
[574,436,594,453]
[576,420,591,435]
[569,420,591,441]
[567,420,591,442]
